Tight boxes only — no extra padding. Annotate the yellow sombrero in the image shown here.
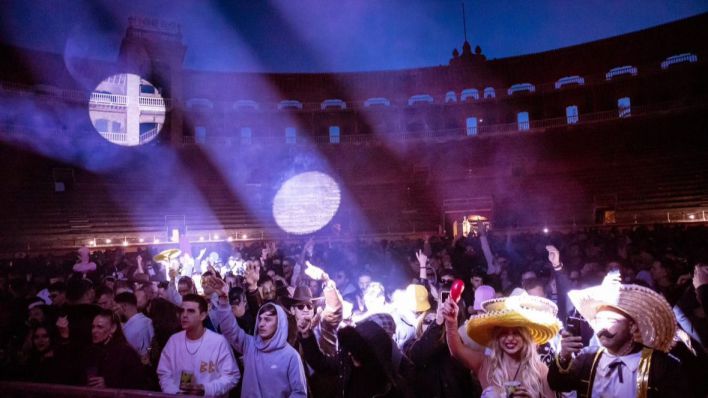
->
[153,248,181,263]
[567,275,676,352]
[466,294,562,347]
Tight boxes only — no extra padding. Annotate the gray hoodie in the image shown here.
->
[216,301,307,398]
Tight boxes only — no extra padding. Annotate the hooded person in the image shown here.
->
[299,319,412,398]
[211,276,307,398]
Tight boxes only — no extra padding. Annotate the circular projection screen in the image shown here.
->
[273,172,341,234]
[89,73,165,146]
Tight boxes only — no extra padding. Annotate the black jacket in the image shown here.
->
[81,338,148,390]
[300,321,412,398]
[404,323,477,398]
[548,345,692,398]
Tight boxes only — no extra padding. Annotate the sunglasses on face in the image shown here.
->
[295,303,313,311]
[440,278,454,284]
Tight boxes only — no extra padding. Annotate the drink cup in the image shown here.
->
[180,370,194,385]
[503,381,522,397]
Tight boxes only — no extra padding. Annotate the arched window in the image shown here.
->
[483,87,495,99]
[445,91,457,103]
[555,76,585,89]
[661,53,698,69]
[234,100,260,111]
[321,99,347,110]
[606,66,637,80]
[517,112,530,131]
[186,98,214,109]
[466,117,478,136]
[363,97,391,107]
[508,83,536,96]
[408,94,434,106]
[461,89,479,102]
[278,100,303,110]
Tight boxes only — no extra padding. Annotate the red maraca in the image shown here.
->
[450,279,465,303]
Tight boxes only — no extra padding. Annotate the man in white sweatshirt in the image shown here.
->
[158,294,240,397]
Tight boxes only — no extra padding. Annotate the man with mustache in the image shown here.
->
[548,273,691,397]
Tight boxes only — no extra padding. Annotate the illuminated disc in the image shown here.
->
[89,73,166,146]
[273,172,341,234]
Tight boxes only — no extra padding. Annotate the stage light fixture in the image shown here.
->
[89,73,166,147]
[273,171,341,235]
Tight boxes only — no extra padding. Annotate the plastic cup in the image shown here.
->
[180,370,194,385]
[503,381,521,397]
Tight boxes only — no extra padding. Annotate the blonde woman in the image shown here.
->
[443,294,561,397]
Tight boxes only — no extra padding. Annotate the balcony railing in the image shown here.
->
[90,92,128,105]
[139,127,161,143]
[176,101,704,147]
[661,53,698,70]
[0,54,702,113]
[98,131,128,143]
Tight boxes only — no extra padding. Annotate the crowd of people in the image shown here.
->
[0,223,707,397]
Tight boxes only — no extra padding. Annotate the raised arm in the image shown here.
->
[479,226,498,275]
[165,268,182,306]
[317,278,343,357]
[443,299,484,374]
[546,245,570,319]
[209,276,250,353]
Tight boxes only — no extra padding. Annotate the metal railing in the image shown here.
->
[139,96,169,108]
[139,127,160,143]
[166,101,702,146]
[98,131,128,143]
[0,381,201,398]
[89,92,128,105]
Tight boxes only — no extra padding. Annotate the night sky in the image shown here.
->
[0,0,706,73]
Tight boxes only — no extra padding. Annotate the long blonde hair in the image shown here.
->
[487,327,545,397]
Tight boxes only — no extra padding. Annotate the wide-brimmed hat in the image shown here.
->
[466,293,562,347]
[283,285,322,307]
[153,248,181,263]
[405,284,431,313]
[567,276,676,352]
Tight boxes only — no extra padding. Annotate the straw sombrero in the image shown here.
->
[567,277,676,352]
[466,294,562,347]
[153,248,181,263]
